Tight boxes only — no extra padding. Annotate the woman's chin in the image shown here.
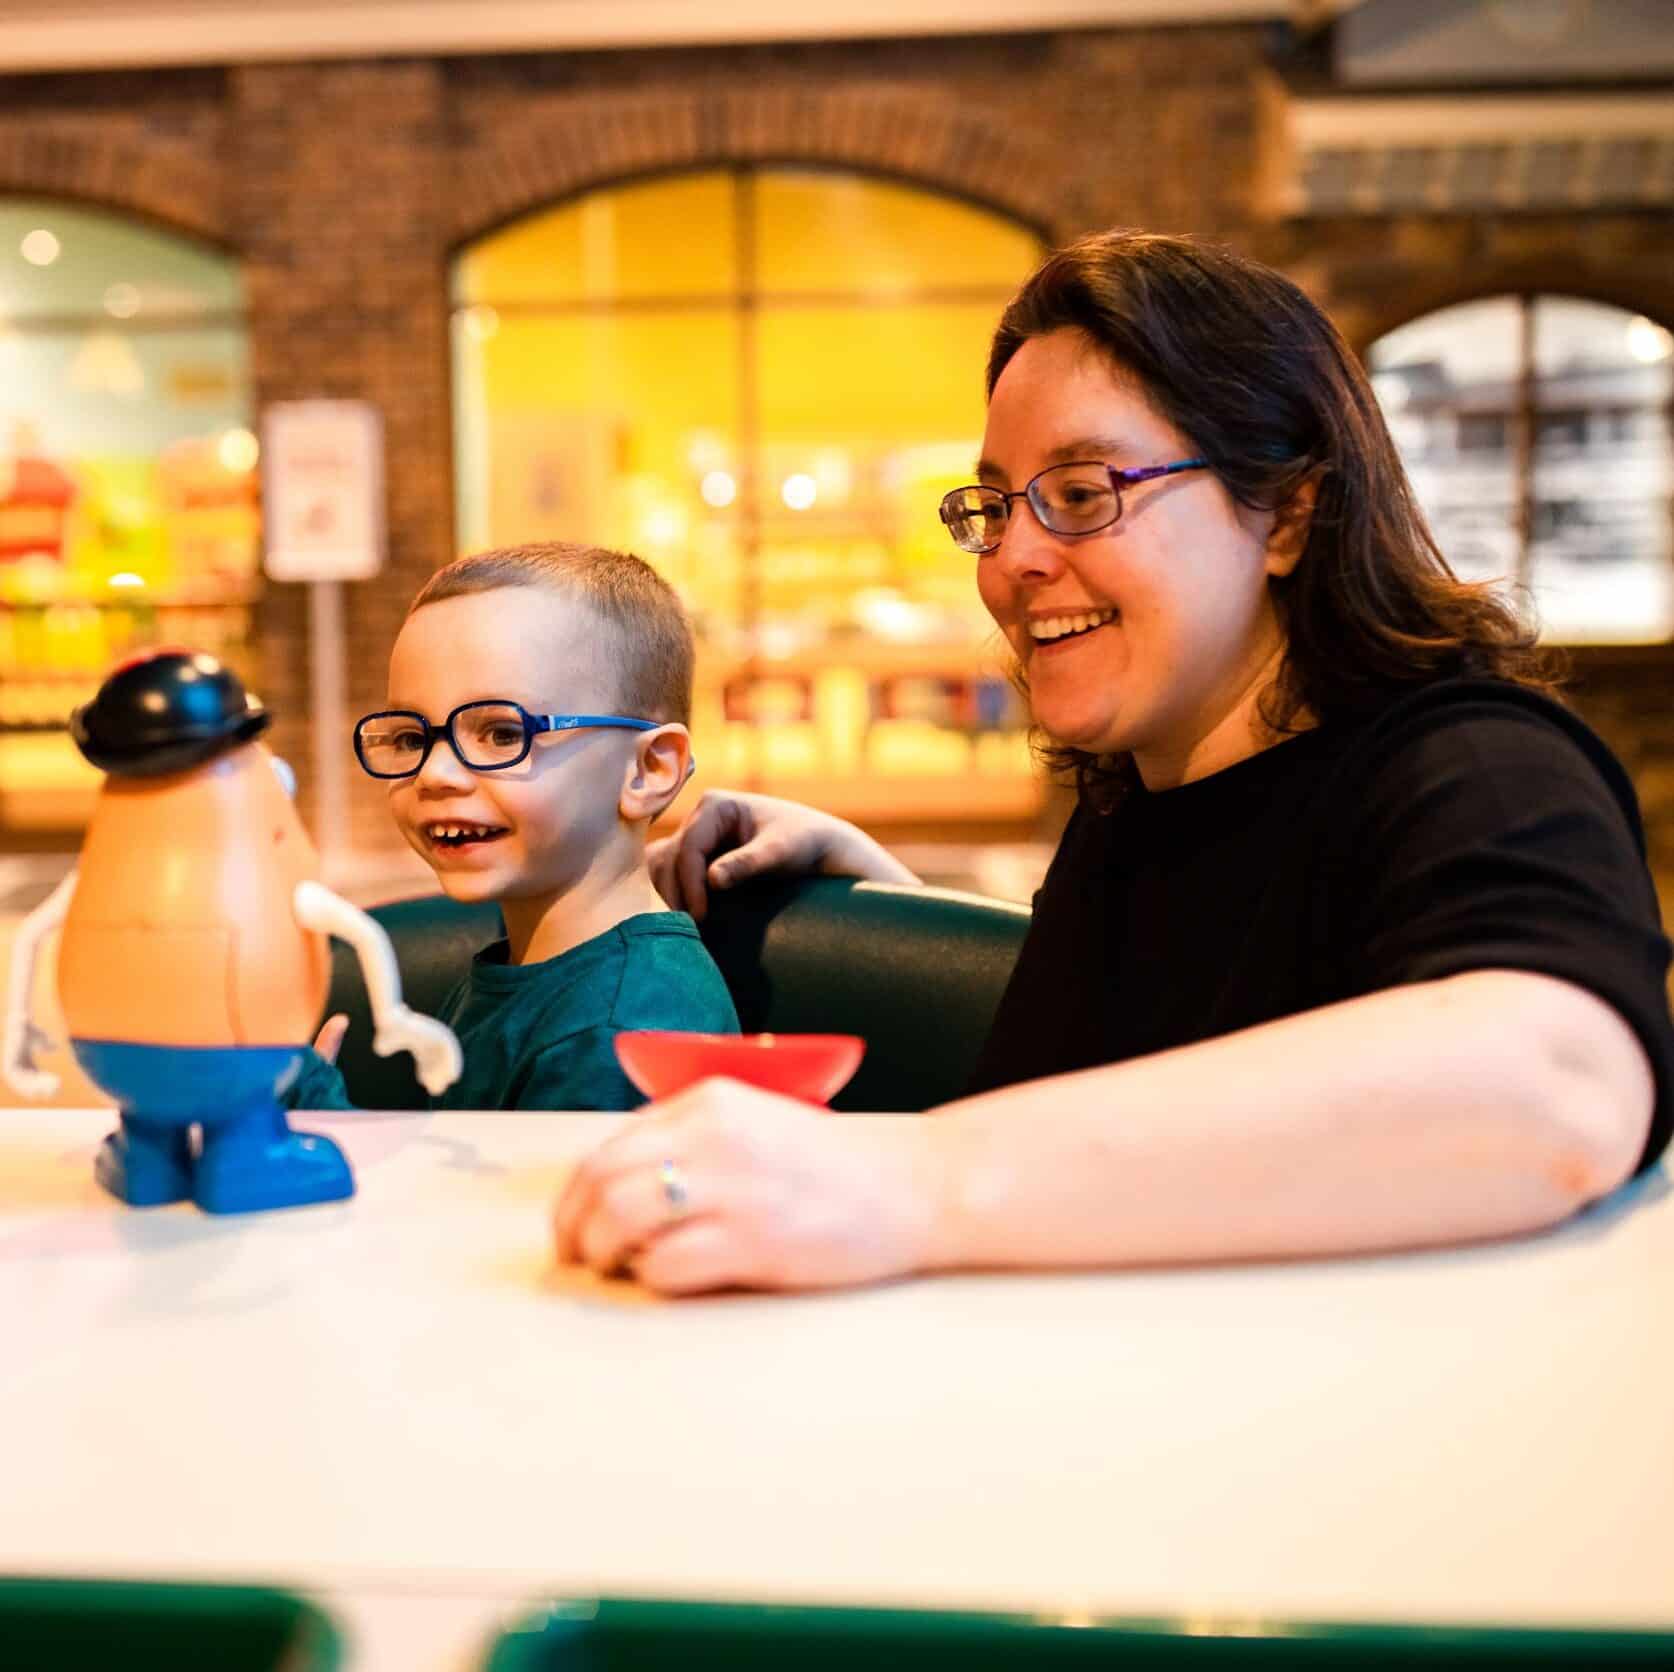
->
[1036,711,1129,757]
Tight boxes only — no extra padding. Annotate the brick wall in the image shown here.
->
[0,30,1669,894]
[446,29,1271,249]
[0,69,228,241]
[1262,211,1674,352]
[224,62,454,852]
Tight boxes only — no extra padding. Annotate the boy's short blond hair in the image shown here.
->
[409,542,694,727]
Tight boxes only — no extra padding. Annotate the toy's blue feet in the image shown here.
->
[194,1106,353,1215]
[95,1118,193,1208]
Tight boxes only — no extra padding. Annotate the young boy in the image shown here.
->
[289,541,738,1111]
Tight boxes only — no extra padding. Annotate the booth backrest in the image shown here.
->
[323,876,1030,1112]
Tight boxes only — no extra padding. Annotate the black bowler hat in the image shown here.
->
[70,649,271,777]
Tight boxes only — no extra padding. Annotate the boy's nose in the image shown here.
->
[413,731,474,789]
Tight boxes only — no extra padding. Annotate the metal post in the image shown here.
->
[309,577,350,866]
[736,167,762,792]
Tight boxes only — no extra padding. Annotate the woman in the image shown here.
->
[554,230,1674,1294]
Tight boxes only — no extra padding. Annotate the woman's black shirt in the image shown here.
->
[968,679,1674,1175]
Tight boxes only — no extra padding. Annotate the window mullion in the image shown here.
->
[1515,292,1536,598]
[735,166,762,792]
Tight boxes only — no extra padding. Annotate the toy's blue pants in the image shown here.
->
[70,1040,354,1215]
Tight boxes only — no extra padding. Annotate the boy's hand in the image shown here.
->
[372,1005,463,1097]
[552,1080,943,1294]
[312,1013,349,1064]
[648,791,917,919]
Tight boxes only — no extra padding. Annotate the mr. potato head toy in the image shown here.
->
[3,649,460,1213]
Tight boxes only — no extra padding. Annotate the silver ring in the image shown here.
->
[659,1158,691,1217]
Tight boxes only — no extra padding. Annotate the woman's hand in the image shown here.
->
[648,791,919,919]
[553,1080,945,1294]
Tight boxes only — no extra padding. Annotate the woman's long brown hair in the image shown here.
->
[985,230,1560,806]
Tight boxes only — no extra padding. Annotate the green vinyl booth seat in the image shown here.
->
[322,874,1030,1112]
[0,1577,340,1671]
[487,1598,1674,1671]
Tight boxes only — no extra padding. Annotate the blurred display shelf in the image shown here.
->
[0,789,99,835]
[698,769,1045,828]
[0,732,101,833]
[703,639,1011,678]
[0,593,255,734]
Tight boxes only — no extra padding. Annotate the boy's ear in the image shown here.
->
[619,724,692,825]
[1264,473,1321,580]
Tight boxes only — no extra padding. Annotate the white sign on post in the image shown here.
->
[261,399,386,582]
[260,399,387,868]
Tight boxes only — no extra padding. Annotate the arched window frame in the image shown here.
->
[446,162,1050,822]
[1366,288,1674,646]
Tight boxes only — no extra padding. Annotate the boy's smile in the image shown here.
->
[422,819,510,853]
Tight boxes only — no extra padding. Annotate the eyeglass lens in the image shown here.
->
[357,701,530,776]
[941,487,1008,554]
[942,463,1120,553]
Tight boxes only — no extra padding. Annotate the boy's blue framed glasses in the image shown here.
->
[938,458,1208,554]
[354,700,658,780]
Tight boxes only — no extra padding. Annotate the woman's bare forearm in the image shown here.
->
[921,970,1655,1272]
[822,823,922,886]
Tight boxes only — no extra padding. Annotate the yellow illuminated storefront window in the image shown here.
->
[452,169,1045,825]
[0,200,256,835]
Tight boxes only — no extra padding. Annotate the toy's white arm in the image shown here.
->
[293,881,463,1097]
[3,868,76,1099]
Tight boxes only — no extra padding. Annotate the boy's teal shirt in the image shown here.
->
[289,910,738,1111]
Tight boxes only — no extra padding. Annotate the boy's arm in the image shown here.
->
[292,882,463,1098]
[3,869,77,1099]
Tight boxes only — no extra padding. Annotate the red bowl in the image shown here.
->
[614,1031,866,1106]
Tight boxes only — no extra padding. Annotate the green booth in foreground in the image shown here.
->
[486,1599,1674,1671]
[0,1576,340,1671]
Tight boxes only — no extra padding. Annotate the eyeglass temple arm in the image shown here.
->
[531,714,693,774]
[1119,459,1207,485]
[533,715,660,733]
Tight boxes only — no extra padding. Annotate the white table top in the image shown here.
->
[2,1109,1671,1670]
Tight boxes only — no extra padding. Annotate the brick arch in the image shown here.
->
[451,87,1064,249]
[0,129,226,247]
[1349,267,1674,357]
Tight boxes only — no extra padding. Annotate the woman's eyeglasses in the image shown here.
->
[353,700,657,780]
[938,458,1207,555]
